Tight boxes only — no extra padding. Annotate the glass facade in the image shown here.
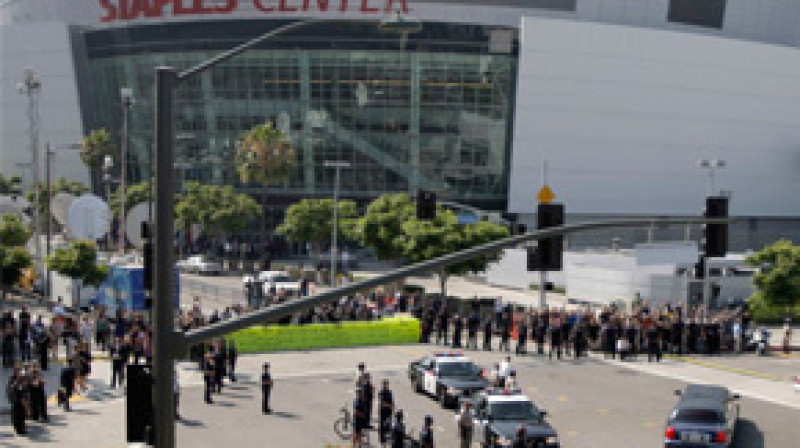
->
[82,21,516,214]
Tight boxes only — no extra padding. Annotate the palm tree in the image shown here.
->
[235,122,297,259]
[81,128,116,195]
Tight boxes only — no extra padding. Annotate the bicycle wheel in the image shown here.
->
[334,418,352,440]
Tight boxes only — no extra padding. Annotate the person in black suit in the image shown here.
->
[203,353,215,404]
[60,358,76,411]
[261,362,273,414]
[29,369,48,422]
[227,340,238,382]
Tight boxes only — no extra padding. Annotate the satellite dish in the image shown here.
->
[0,195,29,219]
[66,194,110,240]
[52,193,77,229]
[125,202,152,249]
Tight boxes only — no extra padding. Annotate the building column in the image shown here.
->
[200,71,221,184]
[408,52,420,194]
[299,52,315,194]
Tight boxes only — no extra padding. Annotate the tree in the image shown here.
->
[175,182,259,253]
[110,179,151,217]
[396,209,509,298]
[746,240,800,312]
[46,240,109,305]
[0,215,32,303]
[81,128,116,193]
[235,122,297,257]
[277,198,357,261]
[0,174,23,196]
[351,193,415,260]
[0,214,32,247]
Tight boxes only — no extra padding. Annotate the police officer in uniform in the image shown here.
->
[499,314,511,352]
[452,315,463,348]
[203,353,215,404]
[11,375,29,435]
[482,317,493,351]
[647,323,662,362]
[228,340,238,382]
[262,362,273,414]
[467,311,480,350]
[516,316,528,355]
[549,323,562,360]
[390,410,407,448]
[378,380,394,444]
[419,414,434,448]
[29,369,47,422]
[436,307,449,345]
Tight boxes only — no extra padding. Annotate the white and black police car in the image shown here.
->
[408,352,489,409]
[468,388,559,447]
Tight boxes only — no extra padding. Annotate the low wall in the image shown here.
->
[229,316,420,353]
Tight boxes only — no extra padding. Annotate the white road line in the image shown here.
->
[594,356,800,411]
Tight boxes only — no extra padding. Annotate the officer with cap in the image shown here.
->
[378,379,395,444]
[419,414,434,448]
[390,410,407,448]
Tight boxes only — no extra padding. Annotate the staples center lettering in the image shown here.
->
[99,0,408,21]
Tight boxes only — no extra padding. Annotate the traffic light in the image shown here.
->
[702,196,728,257]
[528,203,564,271]
[694,257,706,279]
[126,364,154,444]
[416,190,436,220]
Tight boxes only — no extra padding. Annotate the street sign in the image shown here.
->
[537,185,556,204]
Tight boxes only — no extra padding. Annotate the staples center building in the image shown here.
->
[2,0,800,249]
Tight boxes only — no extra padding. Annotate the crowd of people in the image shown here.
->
[2,304,157,436]
[414,298,792,361]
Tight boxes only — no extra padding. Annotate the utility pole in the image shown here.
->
[324,161,350,286]
[120,88,134,254]
[18,69,42,282]
[539,161,548,310]
[45,143,52,302]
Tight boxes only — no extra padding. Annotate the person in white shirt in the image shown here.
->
[498,356,512,387]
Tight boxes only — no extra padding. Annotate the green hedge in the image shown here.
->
[229,316,421,353]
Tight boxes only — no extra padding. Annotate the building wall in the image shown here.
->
[509,17,800,217]
[0,21,87,187]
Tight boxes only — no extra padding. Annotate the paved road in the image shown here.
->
[3,344,798,447]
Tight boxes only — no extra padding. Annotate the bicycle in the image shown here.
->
[333,404,372,446]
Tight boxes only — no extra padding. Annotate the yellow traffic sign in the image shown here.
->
[537,185,556,204]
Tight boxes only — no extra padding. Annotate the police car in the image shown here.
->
[469,388,559,447]
[408,352,489,409]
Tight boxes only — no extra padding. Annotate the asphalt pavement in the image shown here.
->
[3,343,798,447]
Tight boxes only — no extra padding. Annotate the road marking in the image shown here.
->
[47,392,89,405]
[668,356,787,381]
[596,407,609,415]
[557,395,569,402]
[566,430,579,437]
[642,422,657,428]
[435,425,445,432]
[595,356,800,411]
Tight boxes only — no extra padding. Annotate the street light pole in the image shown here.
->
[18,68,42,282]
[45,143,52,302]
[324,161,350,286]
[120,88,134,254]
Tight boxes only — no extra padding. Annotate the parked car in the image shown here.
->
[255,270,301,296]
[664,385,739,447]
[177,255,223,275]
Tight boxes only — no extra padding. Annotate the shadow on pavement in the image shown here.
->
[270,411,300,419]
[178,418,204,427]
[733,419,764,448]
[224,393,253,399]
[214,401,236,407]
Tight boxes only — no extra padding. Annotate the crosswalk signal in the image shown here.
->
[528,203,564,271]
[702,196,728,257]
[416,190,436,220]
